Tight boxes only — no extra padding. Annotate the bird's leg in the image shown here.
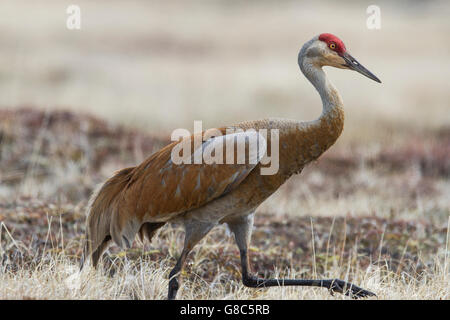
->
[168,220,214,300]
[138,222,165,243]
[227,213,376,299]
[167,247,189,300]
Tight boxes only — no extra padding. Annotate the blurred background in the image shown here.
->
[0,0,449,299]
[0,0,449,137]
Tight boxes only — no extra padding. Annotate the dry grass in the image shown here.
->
[1,109,449,299]
[1,236,448,300]
[1,213,449,300]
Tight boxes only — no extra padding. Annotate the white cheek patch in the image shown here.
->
[306,40,328,58]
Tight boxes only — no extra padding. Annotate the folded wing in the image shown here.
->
[120,128,267,220]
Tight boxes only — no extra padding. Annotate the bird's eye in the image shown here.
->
[329,43,336,50]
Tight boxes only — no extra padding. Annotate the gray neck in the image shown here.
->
[298,41,344,118]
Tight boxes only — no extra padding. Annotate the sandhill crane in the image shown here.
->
[81,33,381,299]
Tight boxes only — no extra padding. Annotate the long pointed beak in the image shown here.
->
[342,52,381,83]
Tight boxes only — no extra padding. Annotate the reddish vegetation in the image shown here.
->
[0,108,168,175]
[317,136,450,179]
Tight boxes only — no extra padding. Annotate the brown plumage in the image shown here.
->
[81,33,381,299]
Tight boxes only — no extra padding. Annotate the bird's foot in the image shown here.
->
[326,279,376,299]
[242,275,265,287]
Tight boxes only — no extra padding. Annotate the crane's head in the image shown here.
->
[302,33,381,83]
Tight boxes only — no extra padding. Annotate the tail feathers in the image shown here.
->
[81,167,134,270]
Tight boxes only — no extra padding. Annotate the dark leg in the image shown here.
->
[227,213,376,299]
[168,220,214,300]
[80,234,112,271]
[138,222,165,243]
[91,235,112,268]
